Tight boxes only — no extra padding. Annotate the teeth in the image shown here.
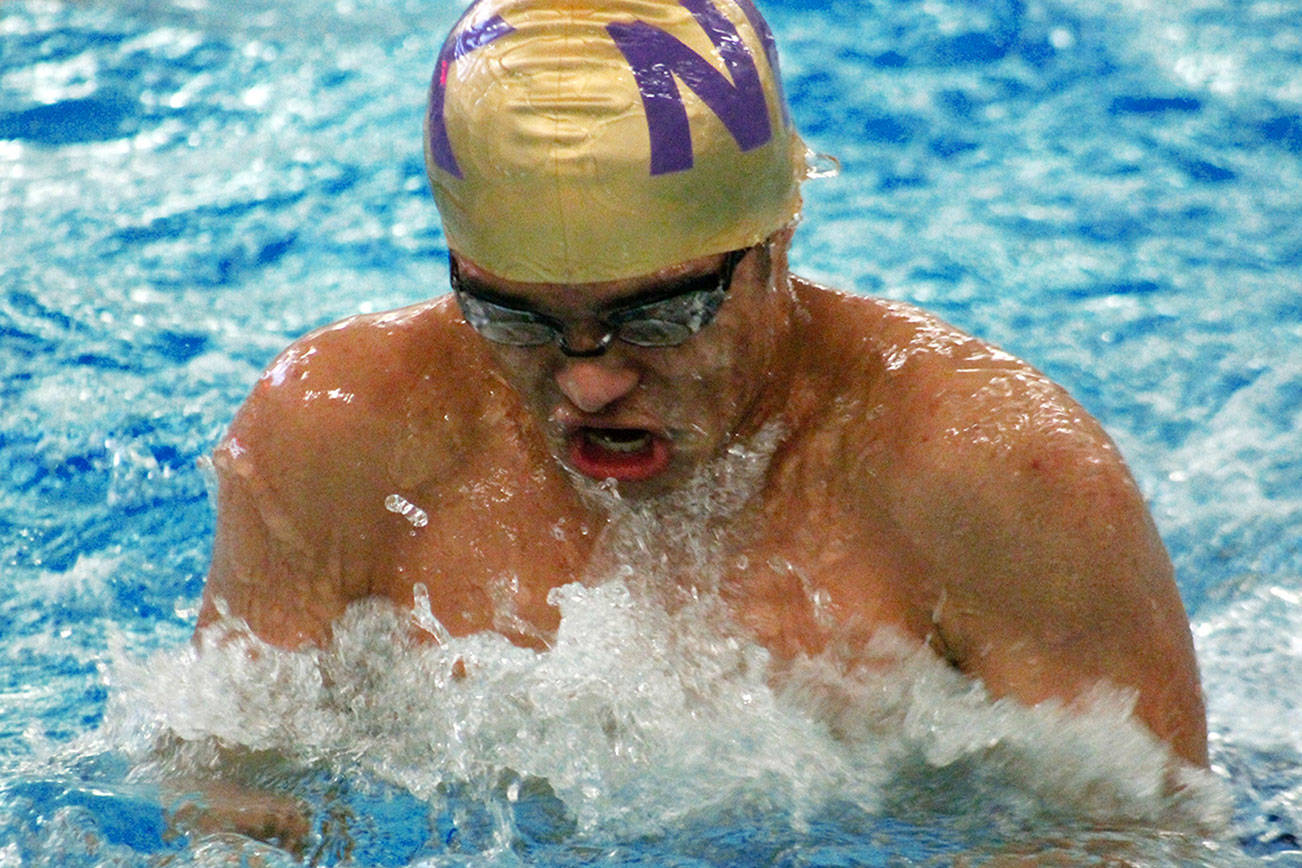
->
[587,429,652,453]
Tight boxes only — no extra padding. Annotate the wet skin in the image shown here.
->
[197,234,1208,768]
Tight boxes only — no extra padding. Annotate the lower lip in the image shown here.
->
[567,428,672,482]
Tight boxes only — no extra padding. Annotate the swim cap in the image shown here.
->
[425,0,805,283]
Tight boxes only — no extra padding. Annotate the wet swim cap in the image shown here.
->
[426,0,805,283]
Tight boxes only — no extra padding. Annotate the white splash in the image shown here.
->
[100,581,1231,857]
[384,492,429,528]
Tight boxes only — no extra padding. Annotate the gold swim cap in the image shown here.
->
[425,0,805,283]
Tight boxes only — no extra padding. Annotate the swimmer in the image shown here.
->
[196,0,1207,770]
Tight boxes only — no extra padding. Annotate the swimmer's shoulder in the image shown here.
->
[216,296,493,490]
[798,281,1144,536]
[795,280,1011,386]
[800,283,1118,463]
[250,295,474,405]
[823,285,1168,591]
[872,298,1125,484]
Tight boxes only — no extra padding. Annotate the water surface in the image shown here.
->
[2,0,1301,863]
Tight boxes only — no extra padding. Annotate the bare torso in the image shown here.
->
[199,280,1208,766]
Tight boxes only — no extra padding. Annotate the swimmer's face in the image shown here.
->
[452,245,788,495]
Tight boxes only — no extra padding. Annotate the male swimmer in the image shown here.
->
[197,0,1207,769]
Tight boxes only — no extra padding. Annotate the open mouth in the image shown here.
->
[567,427,671,482]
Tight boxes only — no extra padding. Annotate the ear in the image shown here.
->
[762,226,795,289]
[769,225,796,249]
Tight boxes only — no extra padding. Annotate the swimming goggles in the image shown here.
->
[451,247,750,358]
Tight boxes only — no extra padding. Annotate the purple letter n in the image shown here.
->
[607,0,774,176]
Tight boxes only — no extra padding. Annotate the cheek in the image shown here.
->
[488,348,555,405]
[646,338,748,413]
[692,319,779,418]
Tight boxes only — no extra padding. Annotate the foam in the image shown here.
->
[97,580,1232,856]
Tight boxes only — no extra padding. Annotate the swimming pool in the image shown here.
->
[2,0,1300,863]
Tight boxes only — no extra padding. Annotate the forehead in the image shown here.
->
[451,250,725,313]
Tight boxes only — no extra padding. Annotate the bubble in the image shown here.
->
[384,493,429,528]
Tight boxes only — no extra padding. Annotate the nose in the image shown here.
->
[555,358,639,413]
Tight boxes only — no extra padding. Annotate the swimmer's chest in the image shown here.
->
[723,497,936,659]
[368,471,934,658]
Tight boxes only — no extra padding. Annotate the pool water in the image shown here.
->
[2,0,1301,864]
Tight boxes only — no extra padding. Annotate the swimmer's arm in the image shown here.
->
[871,332,1210,767]
[924,438,1208,768]
[198,437,356,648]
[154,733,314,854]
[165,773,311,855]
[197,336,384,648]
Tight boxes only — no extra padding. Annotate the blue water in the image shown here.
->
[2,0,1301,864]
